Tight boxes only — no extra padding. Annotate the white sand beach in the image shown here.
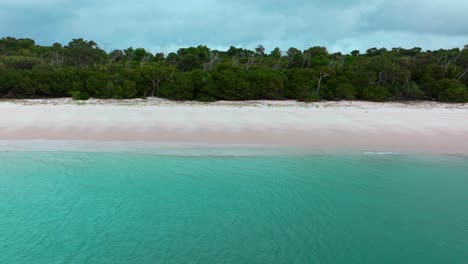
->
[1,98,468,154]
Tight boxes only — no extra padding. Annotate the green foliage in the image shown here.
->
[177,54,201,72]
[432,79,468,102]
[132,48,153,62]
[0,37,35,55]
[335,83,356,100]
[1,55,42,70]
[71,90,90,100]
[160,72,194,100]
[439,86,468,103]
[286,69,314,99]
[301,92,321,102]
[286,48,303,69]
[215,69,251,100]
[425,79,465,100]
[243,69,284,99]
[270,48,282,58]
[191,70,217,101]
[361,86,391,101]
[140,63,174,97]
[304,46,330,67]
[402,83,425,100]
[0,36,467,103]
[65,38,106,67]
[121,81,138,98]
[295,84,316,102]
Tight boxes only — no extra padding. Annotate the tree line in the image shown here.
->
[1,37,467,102]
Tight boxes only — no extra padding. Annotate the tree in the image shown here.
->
[65,38,106,67]
[214,69,251,100]
[86,71,109,97]
[178,54,202,72]
[227,46,240,57]
[249,69,284,99]
[0,37,35,55]
[141,63,174,97]
[50,43,65,68]
[160,72,194,100]
[402,82,424,100]
[456,68,468,81]
[361,86,391,101]
[1,36,468,103]
[304,46,328,57]
[255,45,265,57]
[132,48,152,65]
[315,71,329,95]
[154,53,165,62]
[255,45,265,64]
[2,56,42,70]
[286,48,303,68]
[270,47,281,58]
[191,70,216,101]
[439,85,468,103]
[427,79,467,102]
[269,47,284,69]
[335,83,356,100]
[71,91,90,100]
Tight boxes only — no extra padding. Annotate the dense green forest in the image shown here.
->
[0,37,467,102]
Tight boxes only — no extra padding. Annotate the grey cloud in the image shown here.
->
[0,6,73,44]
[0,0,466,53]
[360,0,468,35]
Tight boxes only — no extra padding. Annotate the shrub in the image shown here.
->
[425,78,465,100]
[335,83,356,100]
[297,91,321,102]
[71,90,90,100]
[438,86,468,103]
[403,82,425,100]
[361,86,390,101]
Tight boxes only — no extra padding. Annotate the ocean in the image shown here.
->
[1,149,467,263]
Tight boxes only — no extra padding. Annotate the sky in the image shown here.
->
[0,0,467,53]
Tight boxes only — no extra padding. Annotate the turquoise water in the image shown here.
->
[1,150,468,263]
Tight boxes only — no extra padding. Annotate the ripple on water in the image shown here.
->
[0,151,467,263]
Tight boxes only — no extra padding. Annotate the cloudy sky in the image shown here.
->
[0,0,467,53]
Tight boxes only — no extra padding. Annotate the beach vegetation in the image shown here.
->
[71,91,90,100]
[335,83,356,100]
[0,37,467,103]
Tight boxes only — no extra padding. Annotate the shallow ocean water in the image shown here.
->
[1,150,467,263]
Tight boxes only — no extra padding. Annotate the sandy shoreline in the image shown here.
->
[1,98,468,154]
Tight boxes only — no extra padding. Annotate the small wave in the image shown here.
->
[363,151,405,155]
